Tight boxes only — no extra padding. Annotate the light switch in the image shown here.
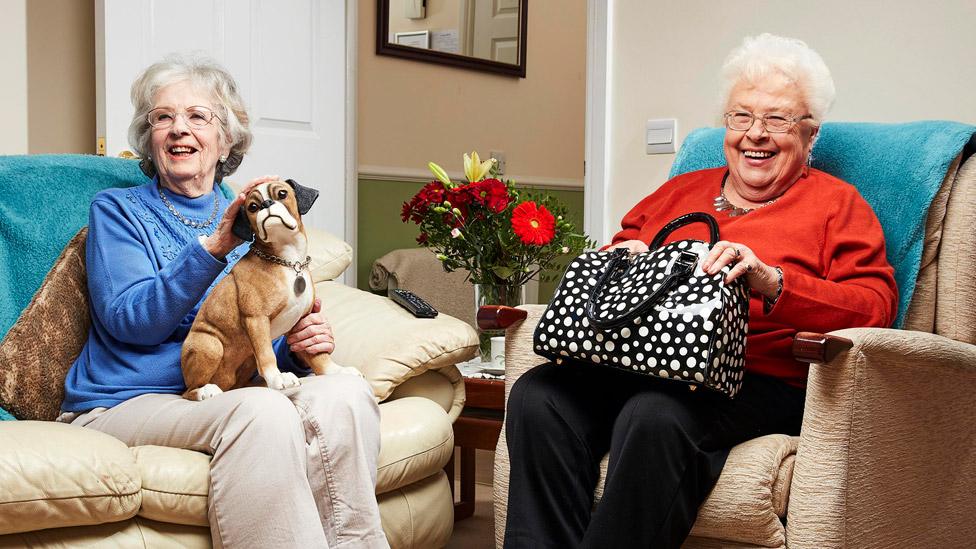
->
[646,119,677,154]
[405,0,426,19]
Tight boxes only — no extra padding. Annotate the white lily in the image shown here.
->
[463,151,494,182]
[427,162,452,186]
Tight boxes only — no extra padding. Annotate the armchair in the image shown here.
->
[0,155,479,548]
[487,125,976,548]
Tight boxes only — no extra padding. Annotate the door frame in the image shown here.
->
[584,0,612,245]
[94,0,359,286]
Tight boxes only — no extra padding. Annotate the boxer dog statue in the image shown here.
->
[180,178,361,401]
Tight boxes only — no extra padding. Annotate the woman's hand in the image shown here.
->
[606,239,649,254]
[286,299,336,356]
[203,174,280,259]
[701,241,780,298]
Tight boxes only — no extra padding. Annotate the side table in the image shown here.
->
[446,375,505,521]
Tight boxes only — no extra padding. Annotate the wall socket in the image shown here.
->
[489,150,506,175]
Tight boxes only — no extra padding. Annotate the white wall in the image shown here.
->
[606,0,976,238]
[0,0,28,154]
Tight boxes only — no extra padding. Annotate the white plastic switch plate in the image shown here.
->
[490,150,506,175]
[646,119,677,154]
[405,0,426,19]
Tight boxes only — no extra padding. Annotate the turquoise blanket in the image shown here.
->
[0,155,149,343]
[669,121,976,328]
[0,155,234,421]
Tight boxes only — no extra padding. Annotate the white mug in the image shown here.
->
[490,336,506,370]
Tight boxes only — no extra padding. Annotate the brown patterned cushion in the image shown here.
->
[0,229,90,420]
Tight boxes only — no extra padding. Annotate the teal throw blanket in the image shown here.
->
[669,121,976,328]
[0,155,149,343]
[0,155,234,421]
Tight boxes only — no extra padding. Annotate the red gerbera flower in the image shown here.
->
[511,201,556,245]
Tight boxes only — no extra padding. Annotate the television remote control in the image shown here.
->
[390,289,439,318]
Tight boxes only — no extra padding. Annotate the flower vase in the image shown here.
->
[474,283,526,364]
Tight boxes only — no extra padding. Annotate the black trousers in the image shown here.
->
[503,361,806,549]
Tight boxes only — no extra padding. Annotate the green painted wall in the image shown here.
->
[357,178,585,303]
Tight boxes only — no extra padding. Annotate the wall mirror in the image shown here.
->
[376,0,527,77]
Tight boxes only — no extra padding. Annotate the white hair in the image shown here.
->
[127,53,251,180]
[720,34,836,123]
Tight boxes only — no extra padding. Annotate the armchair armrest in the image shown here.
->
[792,331,853,363]
[315,281,479,417]
[477,305,528,331]
[787,328,976,548]
[490,304,548,546]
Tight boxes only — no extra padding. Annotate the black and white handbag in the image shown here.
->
[534,212,749,397]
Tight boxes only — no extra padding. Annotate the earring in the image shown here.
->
[219,154,228,163]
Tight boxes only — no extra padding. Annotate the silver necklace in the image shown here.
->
[252,248,312,295]
[713,173,778,217]
[157,184,220,229]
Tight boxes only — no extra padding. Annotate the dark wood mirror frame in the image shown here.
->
[376,0,527,78]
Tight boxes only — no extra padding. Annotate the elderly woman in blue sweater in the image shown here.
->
[58,56,388,549]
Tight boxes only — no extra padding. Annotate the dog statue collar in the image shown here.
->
[251,248,312,295]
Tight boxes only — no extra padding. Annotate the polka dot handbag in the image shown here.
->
[534,212,750,398]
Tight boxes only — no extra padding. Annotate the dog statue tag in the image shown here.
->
[294,275,306,296]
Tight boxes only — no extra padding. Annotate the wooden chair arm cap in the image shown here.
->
[477,305,528,330]
[793,331,854,364]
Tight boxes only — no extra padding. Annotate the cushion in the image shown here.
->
[306,226,353,282]
[132,446,210,527]
[375,396,454,494]
[317,280,478,402]
[376,472,454,549]
[591,434,798,548]
[122,395,455,527]
[0,421,141,535]
[0,229,90,421]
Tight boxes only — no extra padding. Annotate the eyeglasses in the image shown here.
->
[147,106,221,129]
[724,110,813,133]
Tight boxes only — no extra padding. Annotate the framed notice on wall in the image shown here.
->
[394,30,430,49]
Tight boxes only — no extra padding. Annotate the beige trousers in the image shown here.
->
[72,374,387,549]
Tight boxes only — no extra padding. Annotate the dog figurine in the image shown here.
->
[181,178,361,401]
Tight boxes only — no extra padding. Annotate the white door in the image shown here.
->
[95,0,356,282]
[469,0,521,64]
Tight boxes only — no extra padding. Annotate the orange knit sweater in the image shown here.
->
[608,167,898,387]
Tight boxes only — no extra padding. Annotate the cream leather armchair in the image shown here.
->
[0,157,478,548]
[487,149,976,547]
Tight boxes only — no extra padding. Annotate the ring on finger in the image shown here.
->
[744,263,754,273]
[733,247,742,259]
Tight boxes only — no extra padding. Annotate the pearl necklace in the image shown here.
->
[157,184,220,229]
[712,172,778,217]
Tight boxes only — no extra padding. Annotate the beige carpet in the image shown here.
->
[446,480,495,549]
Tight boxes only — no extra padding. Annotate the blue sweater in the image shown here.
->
[62,179,307,412]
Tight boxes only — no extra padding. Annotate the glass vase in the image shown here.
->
[474,283,526,364]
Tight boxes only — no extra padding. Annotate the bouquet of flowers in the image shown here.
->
[400,151,594,291]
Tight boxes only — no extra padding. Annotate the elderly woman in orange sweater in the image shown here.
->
[503,34,898,549]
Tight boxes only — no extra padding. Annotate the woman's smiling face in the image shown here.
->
[149,80,229,194]
[723,73,818,201]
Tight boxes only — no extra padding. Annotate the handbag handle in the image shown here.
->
[648,212,720,250]
[584,247,698,329]
[584,212,719,329]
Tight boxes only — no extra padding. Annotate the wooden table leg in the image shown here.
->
[445,451,456,500]
[454,447,477,521]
